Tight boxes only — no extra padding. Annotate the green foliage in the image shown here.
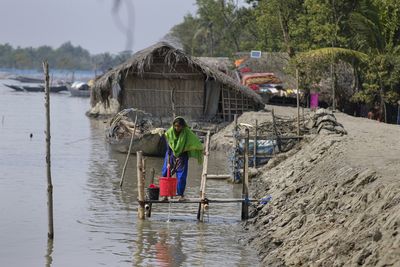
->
[296,47,368,66]
[170,0,260,56]
[0,42,132,71]
[354,48,400,105]
[168,0,400,110]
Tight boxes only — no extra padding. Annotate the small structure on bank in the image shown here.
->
[90,42,264,122]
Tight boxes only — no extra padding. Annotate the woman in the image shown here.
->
[162,117,203,201]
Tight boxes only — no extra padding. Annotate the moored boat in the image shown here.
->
[106,109,167,157]
[22,85,44,92]
[3,84,24,91]
[69,81,90,97]
[10,76,43,83]
[5,84,68,93]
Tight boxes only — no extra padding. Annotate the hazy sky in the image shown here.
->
[0,0,197,54]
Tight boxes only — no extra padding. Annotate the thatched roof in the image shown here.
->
[93,42,263,105]
[195,57,235,75]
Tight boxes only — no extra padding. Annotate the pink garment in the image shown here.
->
[310,93,319,109]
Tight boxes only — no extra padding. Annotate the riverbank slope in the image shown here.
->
[241,108,400,266]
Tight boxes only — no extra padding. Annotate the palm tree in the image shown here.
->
[295,47,368,110]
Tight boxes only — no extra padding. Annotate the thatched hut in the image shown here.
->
[91,42,264,122]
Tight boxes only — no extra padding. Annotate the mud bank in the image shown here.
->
[240,110,400,266]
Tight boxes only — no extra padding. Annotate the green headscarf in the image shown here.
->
[164,117,203,164]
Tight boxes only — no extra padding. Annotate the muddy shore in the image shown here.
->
[212,105,400,266]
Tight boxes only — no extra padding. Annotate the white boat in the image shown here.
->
[69,81,90,97]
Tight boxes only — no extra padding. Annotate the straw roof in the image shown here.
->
[195,57,235,77]
[93,41,263,105]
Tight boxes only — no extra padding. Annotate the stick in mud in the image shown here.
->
[272,109,282,151]
[241,128,250,220]
[253,119,258,168]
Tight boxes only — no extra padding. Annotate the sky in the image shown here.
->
[0,0,197,55]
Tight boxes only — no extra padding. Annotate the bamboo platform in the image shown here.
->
[143,198,260,204]
[133,124,282,222]
[135,130,255,221]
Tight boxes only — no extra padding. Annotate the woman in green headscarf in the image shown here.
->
[162,117,203,201]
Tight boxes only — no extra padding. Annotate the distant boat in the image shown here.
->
[10,76,43,83]
[3,84,24,91]
[3,83,68,93]
[22,85,44,92]
[48,85,68,93]
[69,81,90,97]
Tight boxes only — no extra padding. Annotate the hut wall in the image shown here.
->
[218,86,255,122]
[121,61,205,119]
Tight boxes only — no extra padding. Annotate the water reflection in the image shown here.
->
[0,86,260,266]
[82,117,260,266]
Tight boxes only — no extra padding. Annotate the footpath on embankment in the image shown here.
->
[211,105,400,266]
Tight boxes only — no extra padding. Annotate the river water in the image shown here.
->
[0,80,259,267]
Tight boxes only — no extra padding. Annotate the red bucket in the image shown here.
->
[159,177,177,197]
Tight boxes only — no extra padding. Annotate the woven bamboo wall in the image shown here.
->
[121,61,205,119]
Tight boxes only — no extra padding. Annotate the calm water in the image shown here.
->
[0,80,259,267]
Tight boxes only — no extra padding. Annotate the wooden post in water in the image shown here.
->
[43,61,54,239]
[137,151,145,220]
[197,130,210,221]
[241,128,250,220]
[146,168,155,218]
[253,119,258,168]
[119,114,138,187]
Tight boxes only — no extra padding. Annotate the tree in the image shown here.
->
[347,0,400,122]
[171,0,260,56]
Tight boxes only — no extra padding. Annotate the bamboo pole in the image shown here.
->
[241,128,250,220]
[119,114,138,187]
[253,119,258,168]
[43,61,54,239]
[296,69,300,136]
[137,151,145,220]
[221,88,226,121]
[232,114,239,182]
[224,134,304,140]
[150,168,155,185]
[146,168,155,218]
[198,130,210,221]
[144,198,260,204]
[207,174,231,179]
[227,89,232,121]
[271,109,282,152]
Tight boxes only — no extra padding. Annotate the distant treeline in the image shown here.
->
[0,42,132,72]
